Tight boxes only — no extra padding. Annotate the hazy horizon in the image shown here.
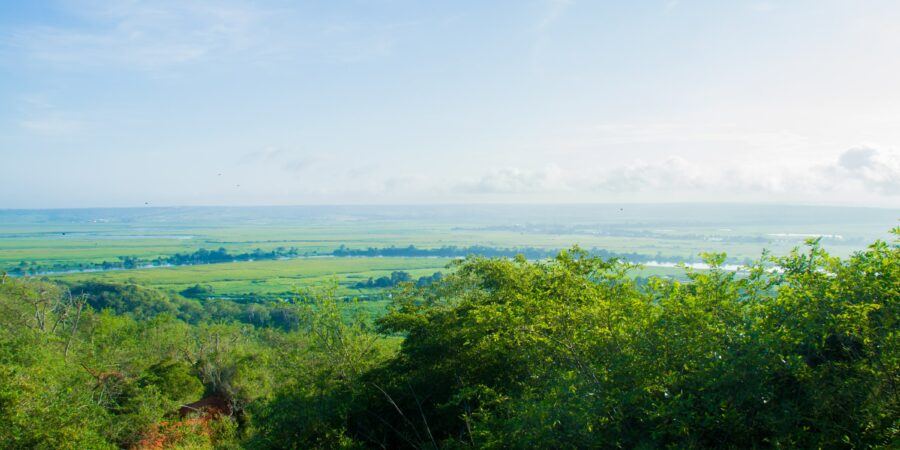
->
[3,0,900,208]
[1,201,900,213]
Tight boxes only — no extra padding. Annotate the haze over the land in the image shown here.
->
[2,0,900,208]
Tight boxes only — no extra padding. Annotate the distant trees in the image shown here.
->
[180,284,214,299]
[62,280,307,331]
[117,256,140,269]
[163,246,299,266]
[71,281,182,319]
[5,246,302,276]
[352,271,444,289]
[415,271,443,287]
[353,270,411,289]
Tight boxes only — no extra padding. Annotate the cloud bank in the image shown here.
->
[832,146,900,194]
[451,146,900,204]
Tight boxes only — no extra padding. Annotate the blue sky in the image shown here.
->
[1,0,899,208]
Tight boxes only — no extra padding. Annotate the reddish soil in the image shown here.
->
[133,396,231,449]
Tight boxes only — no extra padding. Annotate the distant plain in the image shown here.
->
[2,204,896,312]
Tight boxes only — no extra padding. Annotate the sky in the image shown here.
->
[1,0,900,209]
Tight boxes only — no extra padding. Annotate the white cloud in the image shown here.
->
[450,146,900,203]
[459,165,569,194]
[590,156,707,192]
[828,146,900,194]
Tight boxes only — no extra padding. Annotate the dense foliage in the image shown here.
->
[63,281,305,330]
[0,231,896,448]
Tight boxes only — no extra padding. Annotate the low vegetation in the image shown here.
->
[0,230,896,448]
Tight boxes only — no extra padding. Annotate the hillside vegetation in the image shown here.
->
[0,230,897,449]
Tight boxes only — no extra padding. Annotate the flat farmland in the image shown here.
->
[1,220,884,269]
[50,256,451,297]
[4,205,895,298]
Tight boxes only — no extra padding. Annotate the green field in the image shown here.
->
[51,256,451,298]
[2,205,896,308]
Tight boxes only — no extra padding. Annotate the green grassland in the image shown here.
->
[3,205,895,312]
[0,219,885,268]
[51,256,450,298]
[45,255,690,319]
[48,255,688,295]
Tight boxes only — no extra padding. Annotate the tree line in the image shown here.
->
[6,246,301,276]
[352,271,443,289]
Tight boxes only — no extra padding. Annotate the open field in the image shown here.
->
[2,205,896,310]
[48,254,688,294]
[3,205,896,267]
[46,254,691,318]
[51,256,451,298]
